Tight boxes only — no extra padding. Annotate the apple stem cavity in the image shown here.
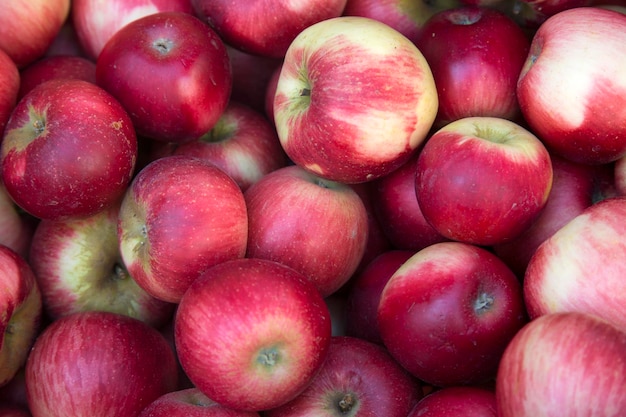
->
[153,38,174,54]
[257,347,280,368]
[474,292,495,314]
[338,392,357,413]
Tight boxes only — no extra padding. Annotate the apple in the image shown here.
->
[342,0,461,44]
[71,0,194,60]
[407,386,497,417]
[118,155,249,304]
[0,0,71,68]
[1,78,137,221]
[96,11,232,143]
[174,258,332,412]
[0,245,42,388]
[264,336,423,417]
[415,116,553,246]
[244,164,369,297]
[524,196,626,333]
[273,16,438,184]
[496,312,626,417]
[18,55,97,100]
[516,6,626,165]
[414,6,530,129]
[28,201,176,328]
[191,0,348,58]
[0,48,20,136]
[139,388,261,417]
[377,241,527,387]
[25,311,179,417]
[149,101,288,191]
[344,250,414,345]
[371,152,448,251]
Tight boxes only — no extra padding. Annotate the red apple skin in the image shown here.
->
[118,155,249,304]
[0,0,71,68]
[0,78,138,221]
[274,16,439,184]
[415,6,530,128]
[371,152,448,251]
[496,312,626,417]
[175,258,332,412]
[149,101,288,191]
[139,388,260,417]
[516,7,626,165]
[414,116,553,246]
[96,11,232,143]
[72,0,194,60]
[0,246,43,388]
[344,250,414,345]
[0,49,20,136]
[264,336,423,417]
[18,55,96,100]
[523,196,626,333]
[191,0,348,58]
[407,386,497,417]
[25,311,179,417]
[244,165,369,297]
[377,241,527,387]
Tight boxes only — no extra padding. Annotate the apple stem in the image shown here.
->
[300,88,311,97]
[474,292,494,314]
[338,392,356,413]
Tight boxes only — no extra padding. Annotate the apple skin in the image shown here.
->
[72,0,194,60]
[264,336,423,417]
[149,101,288,191]
[407,386,497,417]
[523,196,626,333]
[274,16,438,184]
[0,0,71,68]
[496,312,626,417]
[96,11,232,143]
[0,48,20,136]
[25,311,179,417]
[118,155,249,304]
[516,7,626,165]
[0,78,138,221]
[18,55,97,100]
[139,388,260,417]
[377,241,527,387]
[344,250,414,345]
[415,116,553,246]
[174,258,332,412]
[244,164,369,297]
[0,246,42,388]
[191,0,348,58]
[28,202,176,328]
[414,6,530,128]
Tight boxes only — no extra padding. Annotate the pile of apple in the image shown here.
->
[0,0,625,416]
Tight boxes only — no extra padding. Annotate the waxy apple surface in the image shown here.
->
[274,16,438,183]
[139,388,260,417]
[407,386,498,417]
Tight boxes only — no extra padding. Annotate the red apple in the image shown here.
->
[96,11,232,143]
[139,388,260,417]
[0,48,20,136]
[118,155,248,304]
[25,311,179,416]
[407,386,497,417]
[149,101,288,191]
[524,196,626,332]
[18,55,96,100]
[516,6,626,165]
[244,165,369,297]
[344,250,414,345]
[191,0,348,58]
[496,312,626,417]
[0,78,137,221]
[377,241,527,387]
[414,6,530,128]
[415,116,553,246]
[72,0,194,60]
[0,246,42,388]
[28,202,175,328]
[0,0,71,68]
[264,336,423,417]
[273,16,438,184]
[174,258,332,412]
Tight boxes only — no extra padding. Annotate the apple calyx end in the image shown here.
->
[474,291,495,315]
